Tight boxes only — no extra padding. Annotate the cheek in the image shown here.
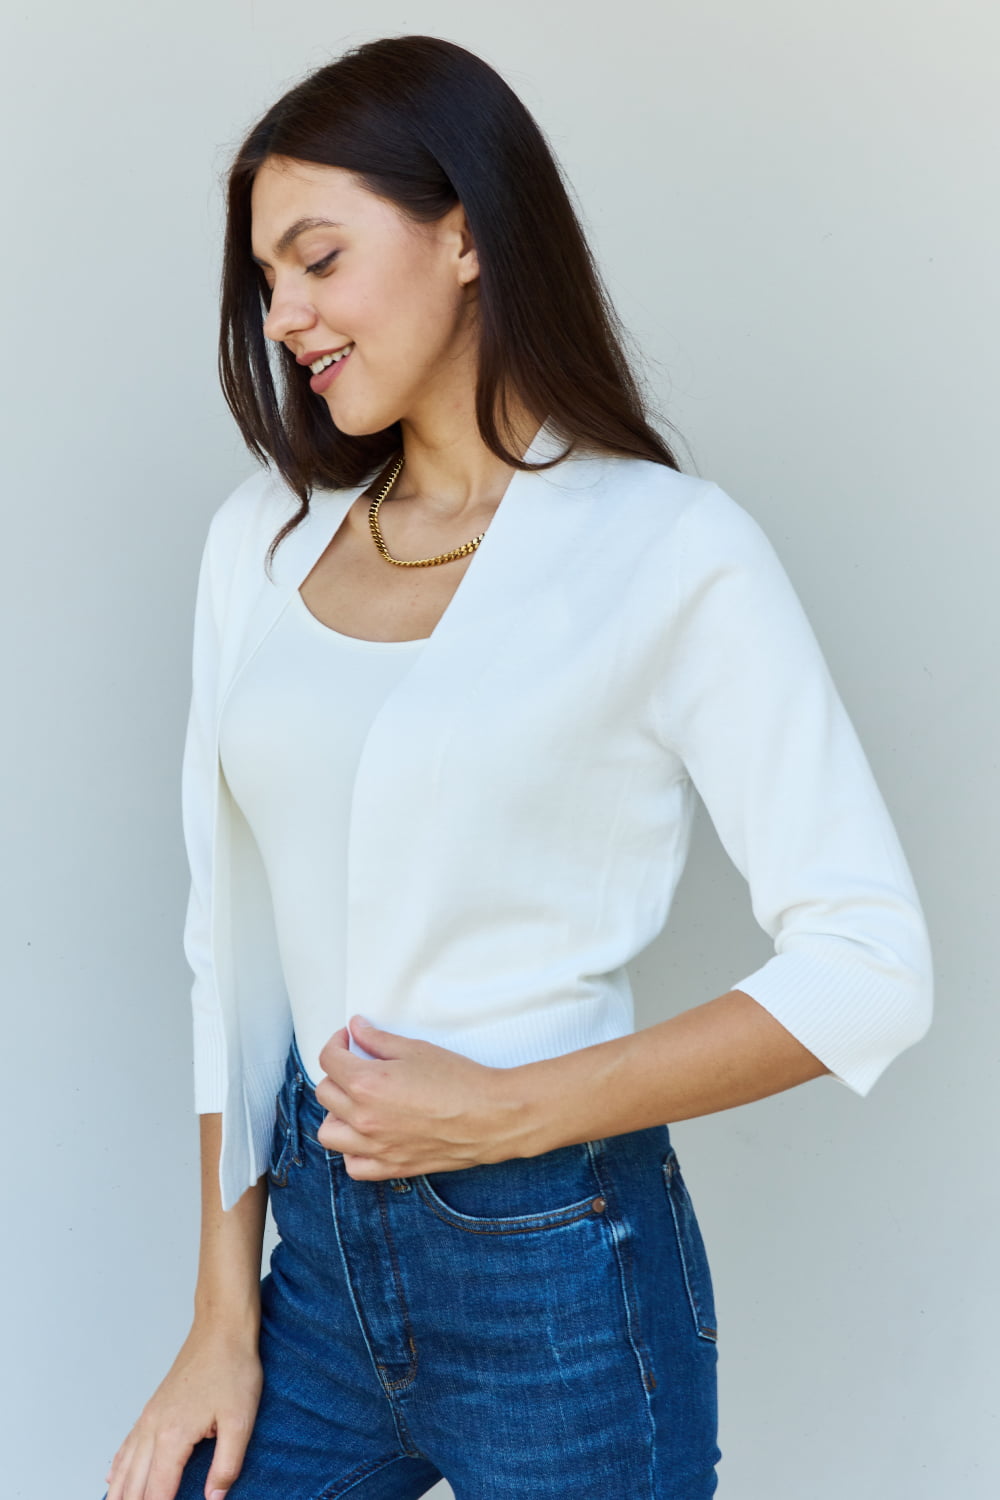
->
[370,259,461,343]
[335,262,462,383]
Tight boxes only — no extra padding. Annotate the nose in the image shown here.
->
[262,281,318,345]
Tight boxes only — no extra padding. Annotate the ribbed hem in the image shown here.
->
[192,1006,227,1112]
[244,1056,288,1184]
[730,944,933,1097]
[390,987,635,1071]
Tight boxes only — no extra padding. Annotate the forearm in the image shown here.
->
[191,1112,269,1341]
[510,990,831,1157]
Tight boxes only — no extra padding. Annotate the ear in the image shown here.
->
[458,239,479,287]
[448,202,479,287]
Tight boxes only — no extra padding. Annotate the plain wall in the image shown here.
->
[2,3,996,1495]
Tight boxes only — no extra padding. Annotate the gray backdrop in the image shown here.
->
[3,2,995,1496]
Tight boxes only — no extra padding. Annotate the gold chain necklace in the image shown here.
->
[368,453,487,567]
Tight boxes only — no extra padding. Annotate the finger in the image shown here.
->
[316,1112,379,1157]
[348,1014,397,1058]
[320,1024,350,1057]
[204,1415,255,1498]
[320,1026,355,1074]
[141,1433,196,1500]
[343,1152,394,1181]
[118,1431,154,1500]
[104,1442,130,1500]
[317,1030,364,1079]
[313,1073,355,1116]
[104,1435,132,1493]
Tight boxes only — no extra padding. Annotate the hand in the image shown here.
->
[103,1323,262,1500]
[314,1016,530,1179]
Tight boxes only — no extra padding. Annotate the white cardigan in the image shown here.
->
[181,418,933,1210]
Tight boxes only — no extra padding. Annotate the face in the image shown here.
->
[250,156,480,436]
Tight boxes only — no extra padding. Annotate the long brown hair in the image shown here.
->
[218,34,685,569]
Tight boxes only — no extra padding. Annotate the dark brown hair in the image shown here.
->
[218,34,685,568]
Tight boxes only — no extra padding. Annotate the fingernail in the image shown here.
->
[209,1490,229,1499]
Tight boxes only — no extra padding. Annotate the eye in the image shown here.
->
[305,250,339,276]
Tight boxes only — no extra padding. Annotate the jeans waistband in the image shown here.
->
[276,1027,672,1174]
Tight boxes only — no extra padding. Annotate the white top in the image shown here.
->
[218,589,425,1088]
[181,418,934,1210]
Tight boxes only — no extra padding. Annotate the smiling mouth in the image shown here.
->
[308,343,354,374]
[309,344,354,394]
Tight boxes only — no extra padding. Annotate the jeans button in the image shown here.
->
[591,1196,606,1213]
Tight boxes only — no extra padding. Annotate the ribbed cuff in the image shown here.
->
[730,943,933,1097]
[192,1004,227,1112]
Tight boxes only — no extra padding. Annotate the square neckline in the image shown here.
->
[291,417,563,651]
[292,586,429,646]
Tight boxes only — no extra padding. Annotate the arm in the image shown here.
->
[104,1118,267,1500]
[105,495,266,1500]
[192,1113,268,1337]
[182,504,235,1120]
[516,484,931,1153]
[508,989,830,1157]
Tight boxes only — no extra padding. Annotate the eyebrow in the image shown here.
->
[250,217,345,266]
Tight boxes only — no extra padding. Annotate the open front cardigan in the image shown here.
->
[181,419,933,1211]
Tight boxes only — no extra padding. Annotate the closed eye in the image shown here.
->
[306,251,339,275]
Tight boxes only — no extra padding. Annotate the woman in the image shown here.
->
[103,34,932,1500]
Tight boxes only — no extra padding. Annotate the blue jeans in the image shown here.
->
[154,1032,720,1497]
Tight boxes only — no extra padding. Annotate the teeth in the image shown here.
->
[309,344,353,374]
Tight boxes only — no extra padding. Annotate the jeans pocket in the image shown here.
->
[414,1144,608,1235]
[662,1147,718,1343]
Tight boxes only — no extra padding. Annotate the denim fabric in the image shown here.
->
[121,1033,720,1498]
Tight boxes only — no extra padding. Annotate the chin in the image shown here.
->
[328,403,404,440]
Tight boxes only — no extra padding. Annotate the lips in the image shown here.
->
[296,345,351,366]
[309,345,353,393]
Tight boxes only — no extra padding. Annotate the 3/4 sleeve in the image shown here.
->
[180,503,236,1113]
[652,482,933,1096]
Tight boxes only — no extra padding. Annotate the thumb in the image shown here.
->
[349,1014,403,1058]
[205,1422,250,1500]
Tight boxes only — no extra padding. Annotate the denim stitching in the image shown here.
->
[323,1154,419,1415]
[314,1448,420,1499]
[372,1181,419,1390]
[267,1095,293,1187]
[584,1137,660,1475]
[288,1069,304,1165]
[413,1180,603,1235]
[268,1135,291,1187]
[585,1141,658,1390]
[662,1149,718,1343]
